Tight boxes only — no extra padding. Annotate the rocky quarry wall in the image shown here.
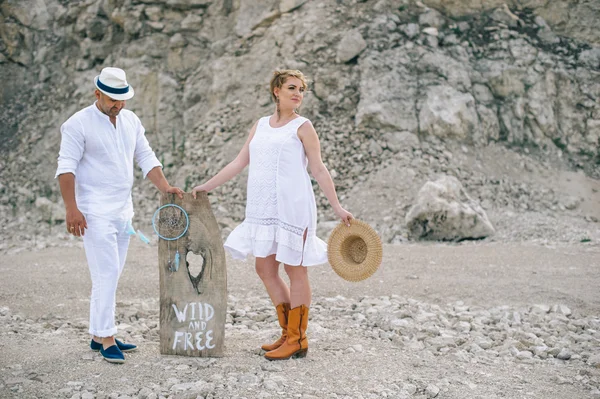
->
[0,0,599,250]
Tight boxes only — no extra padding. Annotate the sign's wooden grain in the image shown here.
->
[158,192,226,357]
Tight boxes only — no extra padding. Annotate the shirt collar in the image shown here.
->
[92,101,118,122]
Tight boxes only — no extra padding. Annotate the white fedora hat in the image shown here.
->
[94,67,134,101]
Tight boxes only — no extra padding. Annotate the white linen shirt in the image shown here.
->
[55,103,162,220]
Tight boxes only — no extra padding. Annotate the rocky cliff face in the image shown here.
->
[1,0,599,250]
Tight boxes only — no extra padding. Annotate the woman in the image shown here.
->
[192,69,352,360]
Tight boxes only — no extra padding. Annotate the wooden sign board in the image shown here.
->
[157,192,227,357]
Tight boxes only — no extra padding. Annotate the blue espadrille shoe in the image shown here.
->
[100,345,125,364]
[114,339,137,352]
[91,339,137,353]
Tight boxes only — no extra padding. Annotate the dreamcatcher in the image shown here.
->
[152,203,189,273]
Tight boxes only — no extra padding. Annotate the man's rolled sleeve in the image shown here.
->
[134,121,163,178]
[55,121,85,178]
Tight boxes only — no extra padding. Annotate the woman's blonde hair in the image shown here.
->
[269,69,308,103]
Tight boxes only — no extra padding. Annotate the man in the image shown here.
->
[55,67,183,364]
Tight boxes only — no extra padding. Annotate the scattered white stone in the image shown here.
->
[557,348,572,360]
[587,354,600,368]
[2,281,599,399]
[263,379,280,390]
[402,23,420,38]
[552,304,572,316]
[403,383,417,395]
[425,384,440,398]
[516,351,533,360]
[422,27,438,36]
[351,344,364,352]
[336,29,367,63]
[531,304,551,314]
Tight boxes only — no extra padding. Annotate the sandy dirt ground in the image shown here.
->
[1,240,599,399]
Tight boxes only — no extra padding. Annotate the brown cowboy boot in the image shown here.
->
[264,305,309,360]
[261,303,290,352]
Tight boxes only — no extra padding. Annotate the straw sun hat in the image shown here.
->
[327,219,383,282]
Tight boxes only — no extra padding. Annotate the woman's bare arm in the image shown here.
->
[192,120,258,198]
[298,121,353,225]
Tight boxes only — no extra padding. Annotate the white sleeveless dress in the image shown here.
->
[224,116,328,266]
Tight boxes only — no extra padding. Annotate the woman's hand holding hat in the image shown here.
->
[334,205,353,227]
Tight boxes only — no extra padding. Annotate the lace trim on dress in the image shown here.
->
[245,217,305,236]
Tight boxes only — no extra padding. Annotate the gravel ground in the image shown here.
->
[1,239,599,399]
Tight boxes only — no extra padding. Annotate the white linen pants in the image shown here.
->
[82,215,131,337]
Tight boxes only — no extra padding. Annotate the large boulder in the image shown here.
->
[406,176,495,241]
[356,48,418,131]
[422,0,600,45]
[0,0,52,30]
[234,0,279,37]
[336,29,367,63]
[418,85,479,141]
